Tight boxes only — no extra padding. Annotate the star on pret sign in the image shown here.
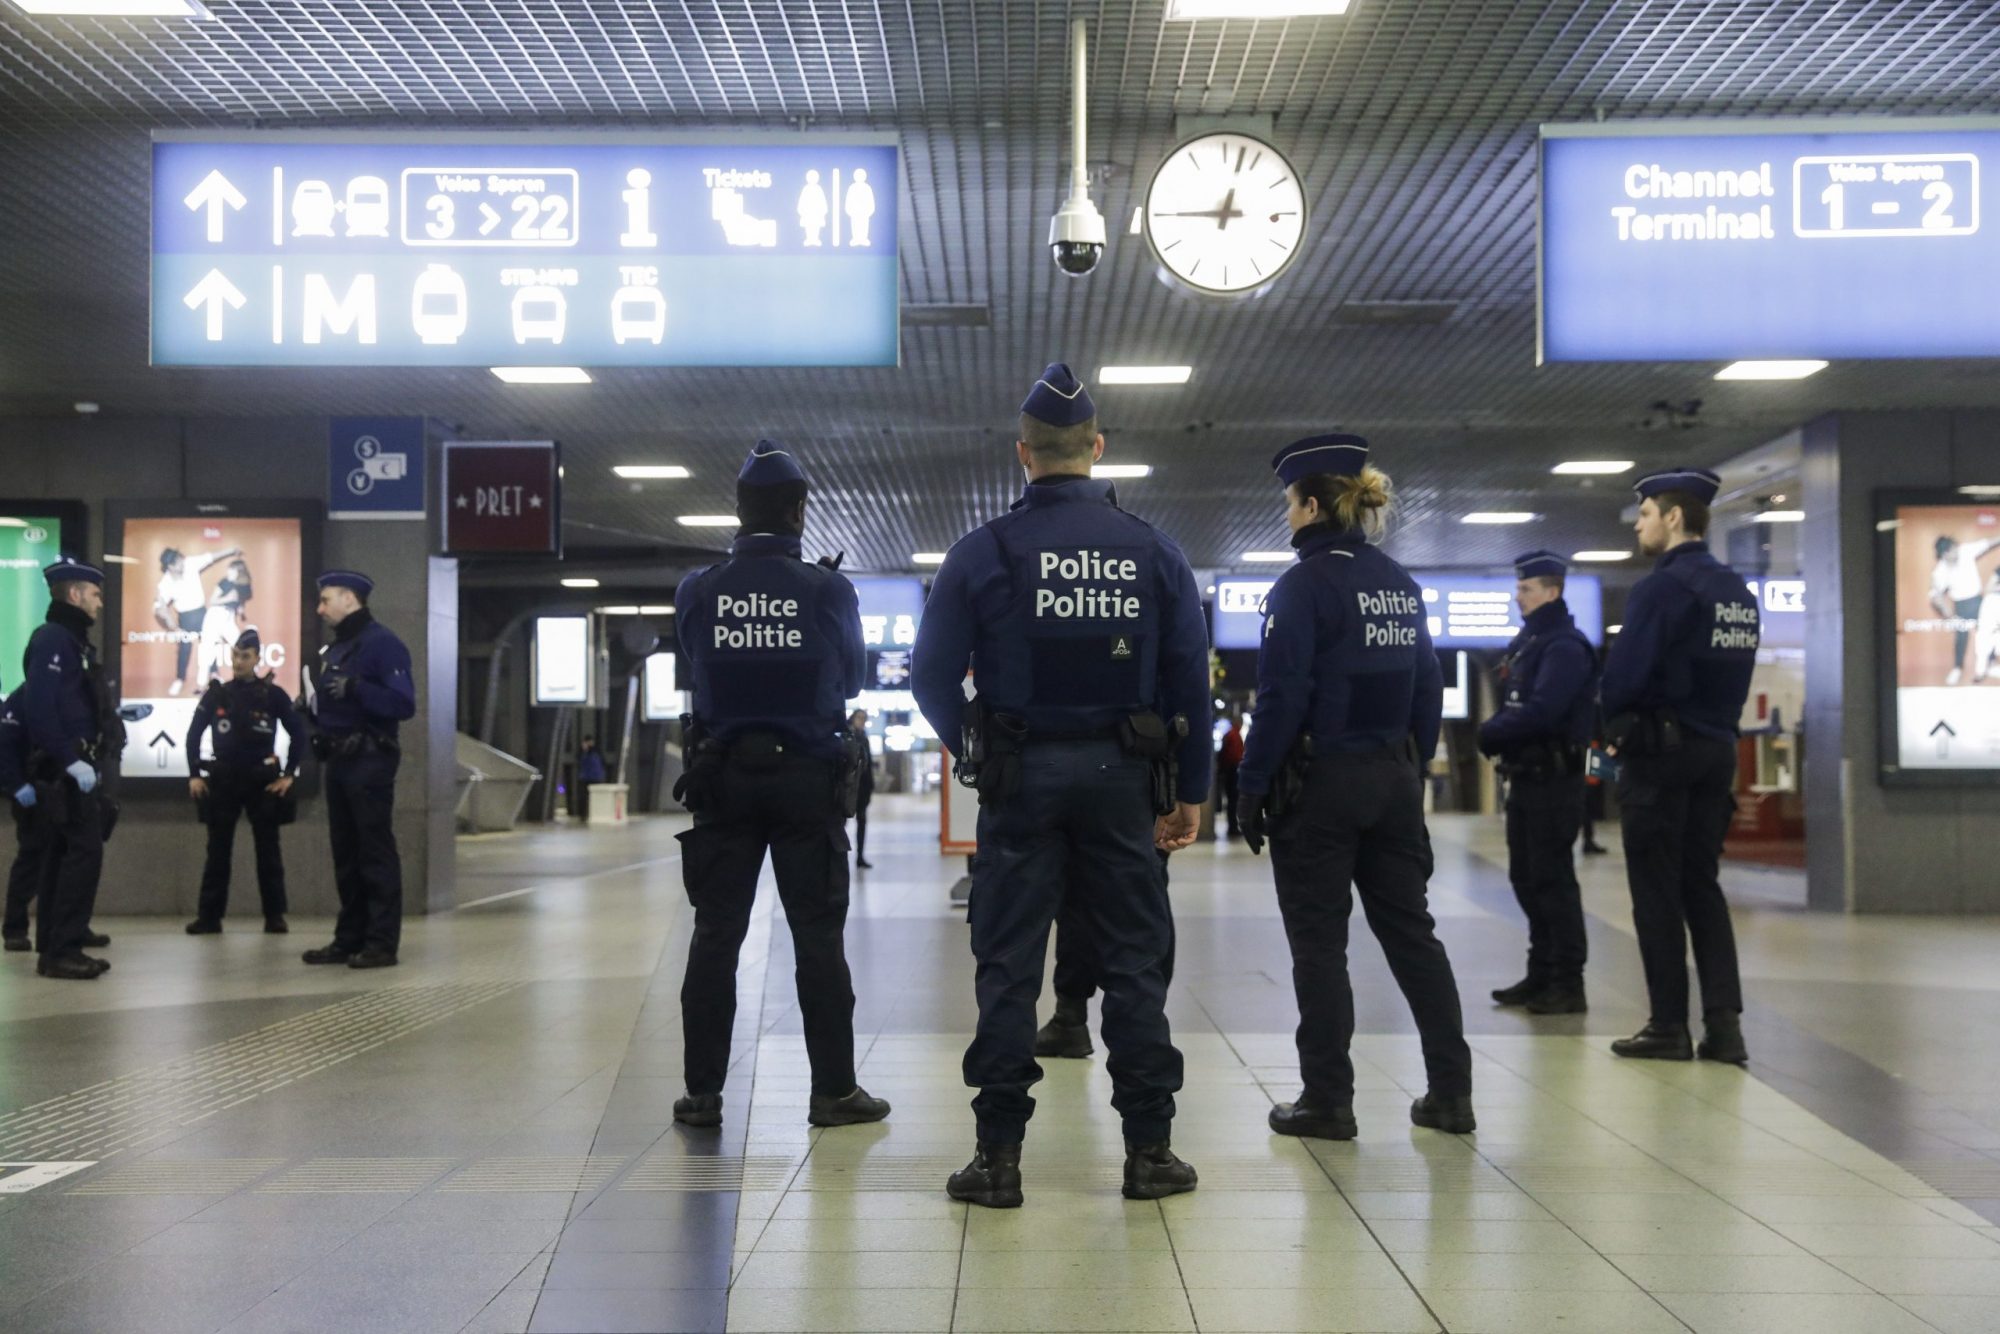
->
[441,440,561,555]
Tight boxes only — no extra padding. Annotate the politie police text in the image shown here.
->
[1036,549,1142,620]
[714,593,804,649]
[1358,588,1422,647]
[1712,601,1760,650]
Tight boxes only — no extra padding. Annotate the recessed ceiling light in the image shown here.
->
[1752,510,1806,523]
[1091,464,1153,479]
[1715,360,1828,381]
[1242,551,1294,563]
[1461,512,1537,525]
[912,552,948,565]
[9,0,213,15]
[1098,365,1192,385]
[612,465,689,479]
[1571,550,1632,562]
[1957,485,2000,497]
[639,605,675,615]
[491,366,592,384]
[677,515,737,527]
[1168,0,1350,17]
[596,605,640,615]
[560,578,600,588]
[1607,624,1623,635]
[73,401,99,415]
[101,553,140,564]
[1552,460,1633,476]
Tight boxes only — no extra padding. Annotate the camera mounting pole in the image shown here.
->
[1069,16,1089,209]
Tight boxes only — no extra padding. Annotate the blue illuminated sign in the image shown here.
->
[1212,573,1605,650]
[1540,118,2000,361]
[152,132,899,367]
[852,578,925,650]
[328,416,424,518]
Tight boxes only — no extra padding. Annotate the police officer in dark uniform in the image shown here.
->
[186,628,305,935]
[1238,437,1475,1139]
[1478,550,1599,1016]
[302,570,416,970]
[671,441,890,1133]
[2,683,44,953]
[21,559,117,980]
[912,364,1211,1208]
[1601,468,1759,1065]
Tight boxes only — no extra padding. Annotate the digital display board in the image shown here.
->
[1211,573,1605,650]
[112,513,306,780]
[0,504,82,692]
[1877,496,2000,784]
[852,577,924,651]
[533,616,592,706]
[1541,118,2000,361]
[1745,577,1806,650]
[642,652,680,722]
[152,132,899,368]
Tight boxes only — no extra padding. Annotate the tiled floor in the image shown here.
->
[1,796,1998,1332]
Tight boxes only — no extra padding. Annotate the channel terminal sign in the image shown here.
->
[1539,118,1999,361]
[151,132,898,367]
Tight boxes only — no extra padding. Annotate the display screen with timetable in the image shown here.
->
[1540,119,2000,361]
[152,133,899,367]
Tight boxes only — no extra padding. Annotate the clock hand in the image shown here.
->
[1216,188,1241,231]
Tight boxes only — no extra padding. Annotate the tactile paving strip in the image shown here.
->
[619,1155,801,1192]
[0,982,518,1164]
[256,1157,458,1193]
[69,1158,285,1195]
[438,1156,628,1193]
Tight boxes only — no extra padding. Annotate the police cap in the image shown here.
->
[1271,434,1369,488]
[1633,467,1721,504]
[317,570,375,598]
[738,439,807,489]
[1020,363,1096,428]
[1513,549,1568,580]
[235,627,261,652]
[43,558,104,588]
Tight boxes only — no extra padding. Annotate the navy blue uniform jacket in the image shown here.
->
[190,675,307,777]
[23,607,100,770]
[910,475,1211,805]
[1600,541,1759,742]
[1239,524,1443,796]
[675,532,867,760]
[313,610,417,738]
[1478,598,1598,755]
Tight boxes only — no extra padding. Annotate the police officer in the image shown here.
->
[671,440,890,1133]
[1238,437,1475,1139]
[1601,468,1759,1065]
[2,683,44,954]
[186,628,305,935]
[1478,550,1599,1016]
[22,559,116,980]
[302,570,415,970]
[911,363,1211,1208]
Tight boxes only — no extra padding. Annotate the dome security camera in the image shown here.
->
[1049,195,1106,277]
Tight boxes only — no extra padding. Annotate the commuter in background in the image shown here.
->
[576,734,607,822]
[1238,436,1475,1141]
[1217,716,1245,837]
[847,710,875,869]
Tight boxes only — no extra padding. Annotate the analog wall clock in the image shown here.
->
[1142,131,1308,296]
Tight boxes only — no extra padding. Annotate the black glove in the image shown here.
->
[817,551,845,571]
[322,672,355,702]
[1241,792,1269,856]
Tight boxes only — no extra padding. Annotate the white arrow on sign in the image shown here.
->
[479,202,502,236]
[183,269,246,341]
[183,169,247,243]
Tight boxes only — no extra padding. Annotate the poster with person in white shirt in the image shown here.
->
[1892,504,2000,773]
[1928,531,2000,685]
[152,543,240,696]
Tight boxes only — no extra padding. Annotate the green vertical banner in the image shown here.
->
[0,516,61,687]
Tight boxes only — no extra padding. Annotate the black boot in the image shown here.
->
[809,1087,892,1127]
[348,948,398,969]
[185,919,222,935]
[82,930,110,948]
[264,916,288,934]
[1123,1141,1198,1200]
[947,1142,1023,1208]
[673,1093,723,1127]
[1491,973,1547,1006]
[1525,982,1588,1015]
[1267,1094,1358,1141]
[1410,1093,1477,1134]
[1582,840,1609,855]
[302,944,353,965]
[1033,994,1093,1059]
[1611,1023,1694,1061]
[37,954,104,980]
[1697,1011,1750,1065]
[3,934,30,952]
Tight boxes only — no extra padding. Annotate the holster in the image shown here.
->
[1267,733,1315,822]
[835,729,867,819]
[1499,740,1584,781]
[672,715,727,814]
[98,795,119,843]
[1603,709,1682,757]
[962,698,1025,809]
[265,787,299,826]
[1118,711,1185,817]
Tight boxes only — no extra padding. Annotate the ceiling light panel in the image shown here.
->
[1552,461,1634,476]
[612,465,690,479]
[1714,360,1828,381]
[1097,366,1192,385]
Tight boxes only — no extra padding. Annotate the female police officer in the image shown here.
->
[1237,436,1476,1139]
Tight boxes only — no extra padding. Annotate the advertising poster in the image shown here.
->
[1,514,67,685]
[116,516,302,779]
[1887,502,2000,774]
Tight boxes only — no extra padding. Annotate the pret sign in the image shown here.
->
[442,441,560,555]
